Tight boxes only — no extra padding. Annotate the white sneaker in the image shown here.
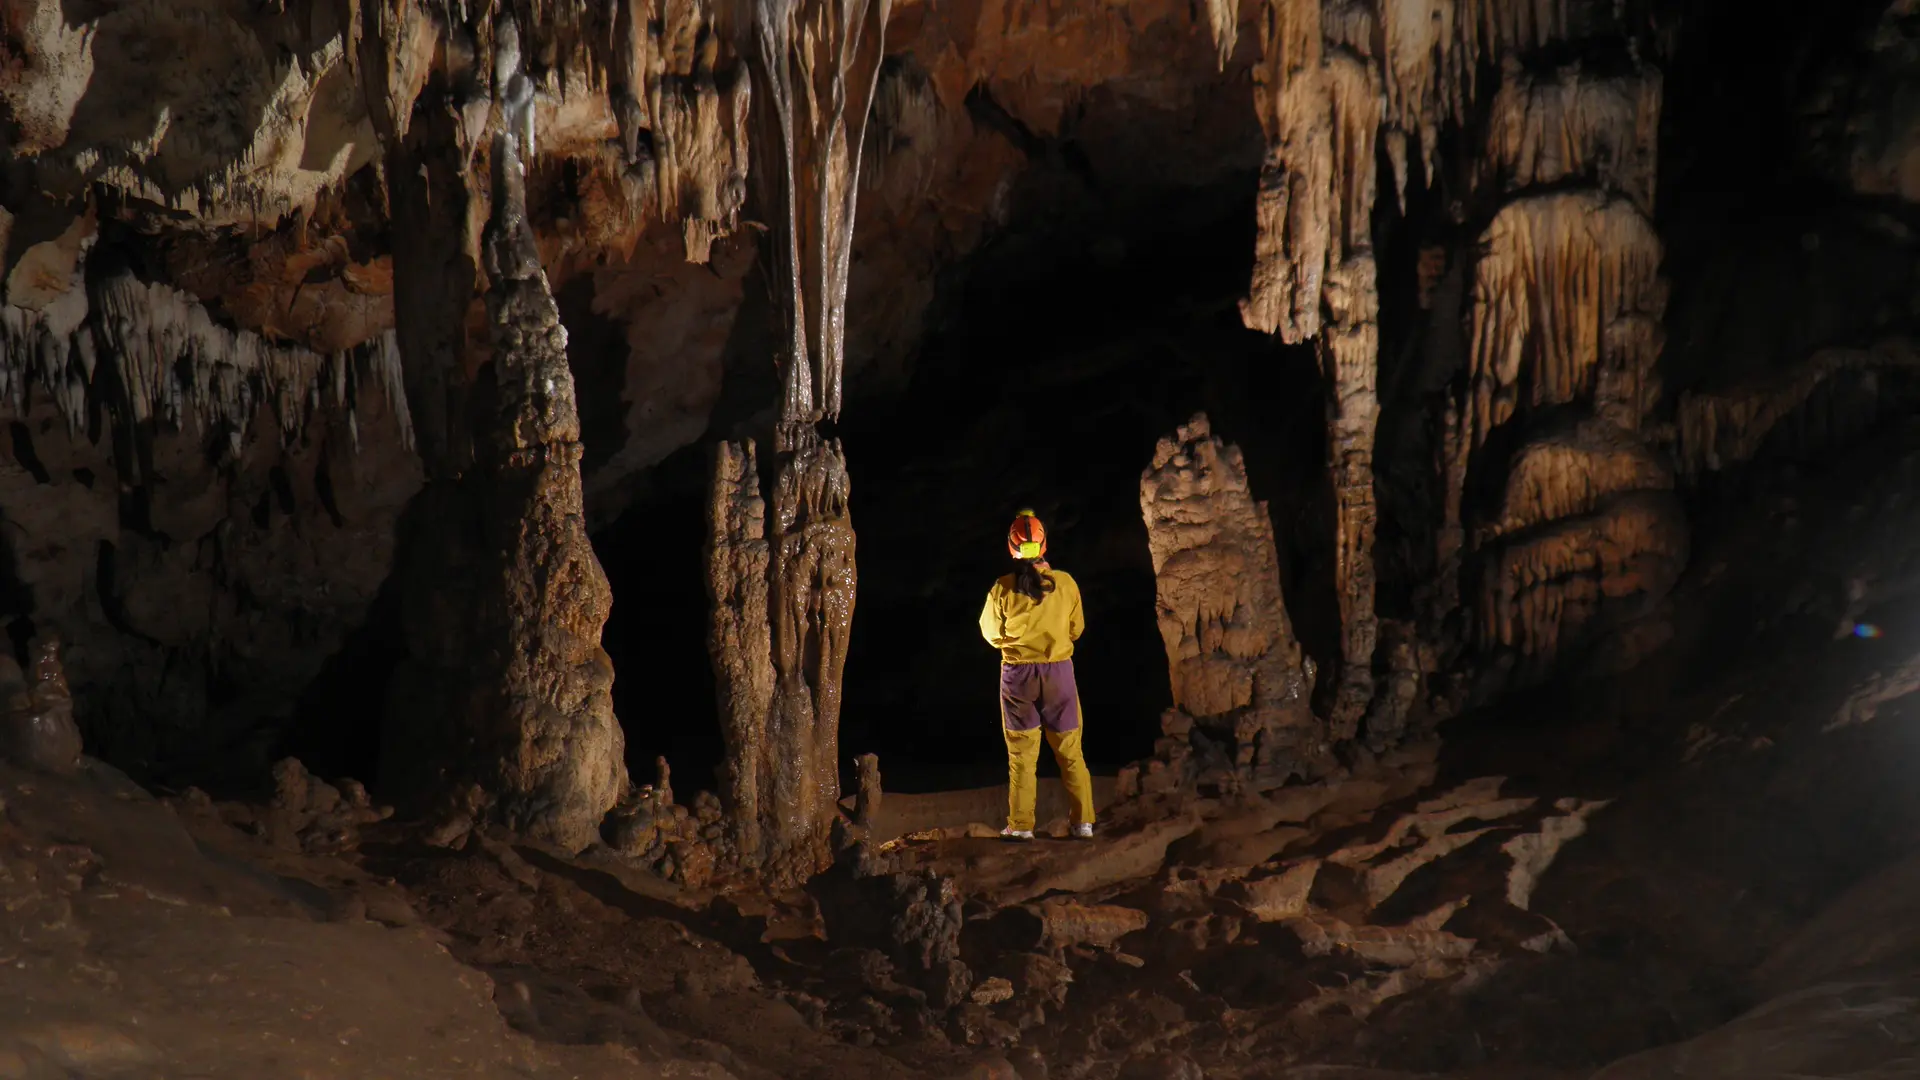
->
[1072,823,1094,839]
[1001,826,1034,842]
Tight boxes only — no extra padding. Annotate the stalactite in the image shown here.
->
[1241,0,1386,742]
[861,59,945,195]
[1379,0,1469,138]
[1,278,412,454]
[1674,342,1920,482]
[1241,0,1327,341]
[1244,22,1382,328]
[740,0,892,433]
[1441,191,1668,670]
[366,1,485,481]
[1241,15,1381,340]
[1322,0,1378,59]
[614,0,753,263]
[1481,60,1663,213]
[1467,0,1578,61]
[1201,0,1240,71]
[1321,257,1381,738]
[1140,414,1324,788]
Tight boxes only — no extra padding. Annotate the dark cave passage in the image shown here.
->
[833,187,1329,793]
[594,447,724,792]
[596,177,1332,797]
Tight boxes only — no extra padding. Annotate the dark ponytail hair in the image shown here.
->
[1011,559,1055,602]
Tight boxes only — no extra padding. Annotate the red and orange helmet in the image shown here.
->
[1008,509,1047,560]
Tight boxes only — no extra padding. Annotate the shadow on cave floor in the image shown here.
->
[1339,417,1920,1072]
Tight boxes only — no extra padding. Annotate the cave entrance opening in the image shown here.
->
[597,179,1333,799]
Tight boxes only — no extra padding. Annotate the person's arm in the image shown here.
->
[1068,579,1085,642]
[980,587,1008,649]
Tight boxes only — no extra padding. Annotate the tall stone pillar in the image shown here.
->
[704,0,887,882]
[379,17,627,852]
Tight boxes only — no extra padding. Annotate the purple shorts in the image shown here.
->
[1000,660,1081,734]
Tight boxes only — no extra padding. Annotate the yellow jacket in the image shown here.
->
[980,568,1084,664]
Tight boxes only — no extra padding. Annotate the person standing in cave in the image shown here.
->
[979,509,1097,842]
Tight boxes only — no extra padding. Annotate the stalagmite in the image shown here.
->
[479,23,627,848]
[705,431,857,878]
[706,440,775,864]
[1140,414,1323,787]
[1321,257,1381,737]
[384,19,627,853]
[765,430,857,869]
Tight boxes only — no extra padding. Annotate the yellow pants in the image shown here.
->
[1003,724,1096,832]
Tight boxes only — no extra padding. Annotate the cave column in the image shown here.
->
[1320,257,1381,737]
[703,0,887,881]
[1238,0,1383,743]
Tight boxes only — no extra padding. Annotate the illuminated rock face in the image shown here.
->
[1230,0,1694,720]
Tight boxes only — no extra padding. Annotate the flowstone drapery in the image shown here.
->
[1229,0,1688,731]
[1439,55,1683,688]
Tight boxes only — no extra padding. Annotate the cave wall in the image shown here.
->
[0,0,1915,791]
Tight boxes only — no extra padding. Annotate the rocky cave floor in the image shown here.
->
[8,422,1920,1080]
